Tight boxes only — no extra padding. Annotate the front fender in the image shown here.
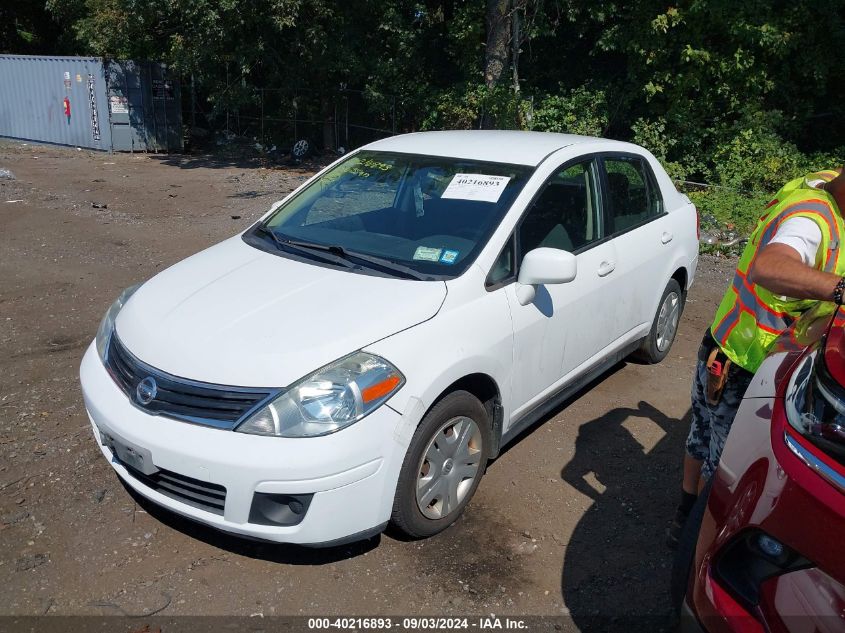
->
[365,282,513,448]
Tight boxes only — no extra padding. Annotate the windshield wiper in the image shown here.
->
[256,226,430,280]
[339,249,430,281]
[287,238,429,280]
[255,225,356,269]
[281,237,351,259]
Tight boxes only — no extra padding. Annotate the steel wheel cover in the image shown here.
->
[656,291,681,352]
[415,416,483,520]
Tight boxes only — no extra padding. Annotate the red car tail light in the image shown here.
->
[784,327,845,469]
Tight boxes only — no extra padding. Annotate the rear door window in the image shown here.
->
[602,156,663,234]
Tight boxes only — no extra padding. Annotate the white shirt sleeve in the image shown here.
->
[768,217,823,266]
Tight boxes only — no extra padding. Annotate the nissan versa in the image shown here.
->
[79,130,698,545]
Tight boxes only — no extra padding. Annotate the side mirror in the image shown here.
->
[515,247,577,306]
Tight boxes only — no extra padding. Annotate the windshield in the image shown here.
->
[249,151,533,278]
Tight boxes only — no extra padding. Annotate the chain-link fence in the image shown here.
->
[185,85,399,155]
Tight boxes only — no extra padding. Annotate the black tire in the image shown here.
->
[635,278,684,364]
[670,478,713,615]
[390,390,491,539]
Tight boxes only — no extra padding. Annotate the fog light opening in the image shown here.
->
[757,534,784,559]
[714,529,812,607]
[248,492,313,527]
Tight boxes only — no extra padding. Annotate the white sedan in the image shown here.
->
[80,130,698,545]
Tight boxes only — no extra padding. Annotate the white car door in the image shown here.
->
[600,154,675,334]
[490,157,627,423]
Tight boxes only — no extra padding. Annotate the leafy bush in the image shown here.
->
[420,84,611,135]
[420,84,526,130]
[527,86,608,137]
[656,108,843,239]
[806,148,845,174]
[631,117,688,181]
[711,112,808,193]
[686,187,772,236]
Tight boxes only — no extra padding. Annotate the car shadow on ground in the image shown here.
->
[119,479,380,565]
[559,401,691,633]
[494,361,628,460]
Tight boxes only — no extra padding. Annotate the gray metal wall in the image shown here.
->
[106,60,182,152]
[0,55,111,150]
[0,55,183,152]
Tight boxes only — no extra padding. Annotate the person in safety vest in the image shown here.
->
[667,166,845,547]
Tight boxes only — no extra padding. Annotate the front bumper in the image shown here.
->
[686,392,845,632]
[80,342,407,544]
[680,599,706,633]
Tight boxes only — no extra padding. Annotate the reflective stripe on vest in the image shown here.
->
[755,200,841,272]
[712,270,791,342]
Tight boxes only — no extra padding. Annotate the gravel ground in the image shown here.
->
[0,140,739,631]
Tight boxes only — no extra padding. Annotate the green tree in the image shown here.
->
[31,0,845,204]
[0,0,67,54]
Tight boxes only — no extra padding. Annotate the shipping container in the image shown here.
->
[0,54,182,152]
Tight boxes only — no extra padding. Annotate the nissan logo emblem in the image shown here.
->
[136,377,158,405]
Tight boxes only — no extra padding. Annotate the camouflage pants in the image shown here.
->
[685,332,753,480]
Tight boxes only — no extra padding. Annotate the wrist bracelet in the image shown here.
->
[834,277,845,305]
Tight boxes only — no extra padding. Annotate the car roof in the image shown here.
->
[362,130,639,167]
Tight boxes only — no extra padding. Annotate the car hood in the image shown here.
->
[114,236,447,387]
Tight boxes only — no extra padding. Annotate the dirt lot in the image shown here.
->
[0,141,737,630]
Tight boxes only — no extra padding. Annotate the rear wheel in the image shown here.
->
[390,391,490,538]
[636,279,683,363]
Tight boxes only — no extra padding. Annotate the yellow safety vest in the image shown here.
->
[710,170,844,373]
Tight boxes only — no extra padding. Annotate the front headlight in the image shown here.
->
[95,284,141,362]
[236,352,404,437]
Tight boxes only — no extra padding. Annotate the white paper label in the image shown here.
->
[441,174,511,203]
[109,96,129,114]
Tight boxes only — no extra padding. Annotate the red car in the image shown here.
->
[674,302,845,633]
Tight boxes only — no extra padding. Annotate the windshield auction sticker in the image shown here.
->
[441,174,511,203]
[413,246,443,261]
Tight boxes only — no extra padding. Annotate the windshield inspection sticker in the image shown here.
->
[441,174,511,203]
[440,250,459,264]
[413,246,443,262]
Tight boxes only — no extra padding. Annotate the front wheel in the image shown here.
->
[636,278,683,364]
[390,391,490,538]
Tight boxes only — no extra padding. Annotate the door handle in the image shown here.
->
[661,232,674,244]
[597,261,615,277]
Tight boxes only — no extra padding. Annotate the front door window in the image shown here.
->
[518,159,603,258]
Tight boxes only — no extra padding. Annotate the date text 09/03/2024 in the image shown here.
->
[307,617,529,630]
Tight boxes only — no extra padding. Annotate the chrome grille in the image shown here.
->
[122,463,227,515]
[105,335,279,429]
